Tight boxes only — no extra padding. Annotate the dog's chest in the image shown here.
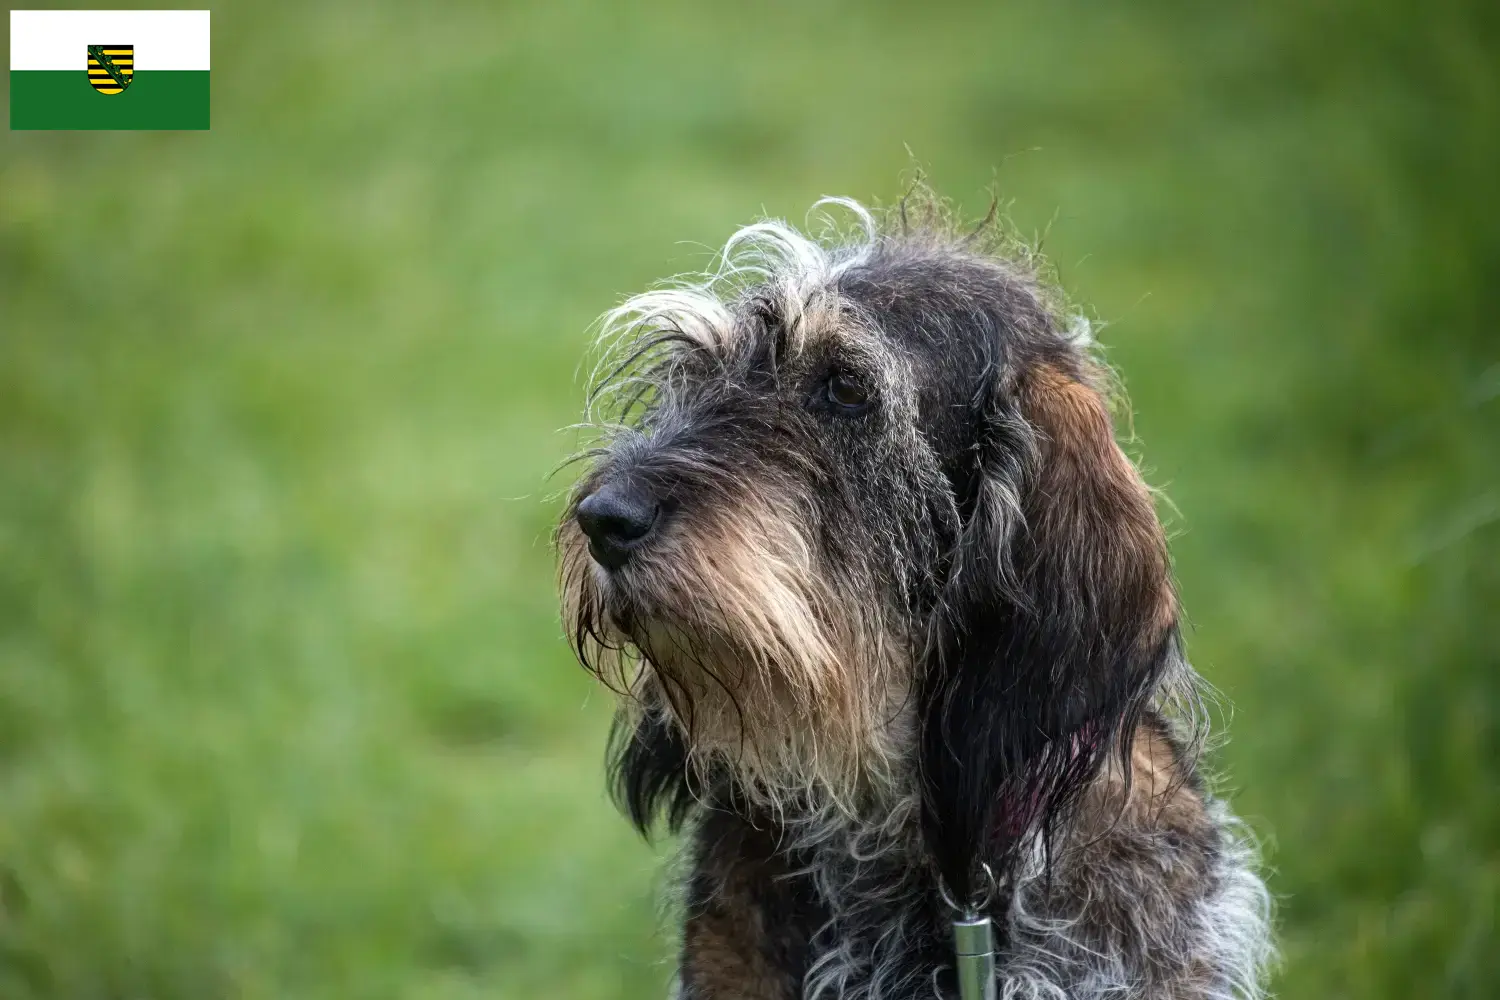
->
[680,810,956,999]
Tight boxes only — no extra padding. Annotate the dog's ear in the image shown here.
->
[920,358,1179,901]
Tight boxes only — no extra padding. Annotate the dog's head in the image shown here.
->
[558,196,1185,896]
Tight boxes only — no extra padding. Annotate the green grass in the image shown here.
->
[1,0,1496,997]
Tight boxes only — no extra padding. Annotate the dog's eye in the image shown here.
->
[826,370,869,410]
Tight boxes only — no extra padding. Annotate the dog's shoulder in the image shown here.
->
[1084,714,1218,849]
[1006,715,1272,999]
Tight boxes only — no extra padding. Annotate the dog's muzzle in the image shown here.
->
[576,480,660,570]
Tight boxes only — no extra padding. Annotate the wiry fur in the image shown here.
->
[557,193,1274,998]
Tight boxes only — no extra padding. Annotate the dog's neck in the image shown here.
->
[735,714,1117,916]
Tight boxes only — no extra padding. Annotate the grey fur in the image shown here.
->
[558,196,1275,999]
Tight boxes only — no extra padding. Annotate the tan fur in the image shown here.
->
[1022,364,1177,649]
[683,916,793,1000]
[561,483,912,814]
[1032,721,1225,999]
[681,829,801,1000]
[1085,720,1211,837]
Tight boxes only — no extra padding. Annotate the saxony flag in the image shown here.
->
[10,10,210,130]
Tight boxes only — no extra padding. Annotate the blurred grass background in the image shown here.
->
[2,0,1497,997]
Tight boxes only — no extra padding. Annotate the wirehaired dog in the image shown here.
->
[557,194,1274,999]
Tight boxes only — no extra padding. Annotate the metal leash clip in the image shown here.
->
[939,865,998,1000]
[952,913,996,1000]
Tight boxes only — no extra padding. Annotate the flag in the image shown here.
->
[10,10,210,130]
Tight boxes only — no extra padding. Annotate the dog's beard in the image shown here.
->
[559,489,913,816]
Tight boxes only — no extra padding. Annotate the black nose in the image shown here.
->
[575,482,659,569]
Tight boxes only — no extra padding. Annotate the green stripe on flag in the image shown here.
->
[10,70,210,130]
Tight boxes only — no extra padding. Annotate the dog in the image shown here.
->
[557,193,1274,999]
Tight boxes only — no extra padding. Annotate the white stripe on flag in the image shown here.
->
[9,10,211,71]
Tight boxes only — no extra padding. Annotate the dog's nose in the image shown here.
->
[576,482,659,570]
